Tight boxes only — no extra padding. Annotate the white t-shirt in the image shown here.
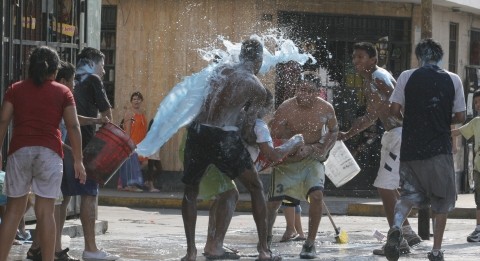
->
[246,119,273,162]
[390,68,465,113]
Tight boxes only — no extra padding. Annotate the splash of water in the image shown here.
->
[136,33,316,157]
[200,32,316,75]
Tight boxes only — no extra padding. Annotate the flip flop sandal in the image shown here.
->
[279,233,298,242]
[223,245,239,254]
[293,235,307,241]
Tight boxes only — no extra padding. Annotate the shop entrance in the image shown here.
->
[0,0,88,219]
[1,0,86,158]
[1,0,85,91]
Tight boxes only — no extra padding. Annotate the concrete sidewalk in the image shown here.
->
[38,188,474,242]
[97,188,477,219]
[16,206,480,261]
[15,189,477,260]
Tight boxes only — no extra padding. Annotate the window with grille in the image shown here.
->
[101,5,117,107]
[470,29,480,66]
[449,22,459,73]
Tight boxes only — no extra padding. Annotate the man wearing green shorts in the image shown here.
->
[267,72,338,259]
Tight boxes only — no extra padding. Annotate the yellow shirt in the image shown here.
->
[459,116,480,172]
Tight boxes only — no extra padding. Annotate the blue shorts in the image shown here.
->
[61,148,98,196]
[281,201,302,213]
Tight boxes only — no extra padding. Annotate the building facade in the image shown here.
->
[0,0,462,192]
[100,0,480,193]
[0,0,103,218]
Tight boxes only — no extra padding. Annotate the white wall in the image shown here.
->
[432,5,480,78]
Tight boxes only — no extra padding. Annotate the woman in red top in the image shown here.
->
[0,46,85,261]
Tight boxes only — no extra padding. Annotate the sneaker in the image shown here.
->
[26,247,42,261]
[384,226,403,261]
[402,227,422,246]
[427,251,444,261]
[299,241,317,259]
[467,229,480,242]
[372,238,410,256]
[82,249,120,261]
[55,248,80,261]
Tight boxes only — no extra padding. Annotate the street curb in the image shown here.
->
[62,220,108,238]
[99,194,477,219]
[27,220,108,239]
[98,195,254,212]
[347,203,477,219]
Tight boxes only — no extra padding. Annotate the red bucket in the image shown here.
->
[83,123,136,185]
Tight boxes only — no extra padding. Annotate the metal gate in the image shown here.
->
[1,0,88,158]
[0,0,89,219]
[1,0,88,91]
[278,12,412,194]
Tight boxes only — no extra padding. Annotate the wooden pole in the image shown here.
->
[418,0,433,241]
[421,0,433,39]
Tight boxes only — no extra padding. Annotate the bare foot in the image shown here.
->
[181,248,197,261]
[203,245,239,259]
[256,250,282,261]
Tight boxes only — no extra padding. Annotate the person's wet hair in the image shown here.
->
[131,91,144,102]
[301,71,322,90]
[353,42,377,58]
[240,38,263,61]
[415,38,443,64]
[55,61,75,82]
[474,89,480,100]
[28,46,60,86]
[77,47,105,64]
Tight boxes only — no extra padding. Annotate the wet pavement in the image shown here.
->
[8,202,480,260]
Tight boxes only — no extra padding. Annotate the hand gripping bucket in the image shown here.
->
[83,123,136,185]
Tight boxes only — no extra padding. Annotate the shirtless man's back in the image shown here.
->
[196,64,266,131]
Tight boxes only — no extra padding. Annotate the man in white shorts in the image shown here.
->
[337,42,421,255]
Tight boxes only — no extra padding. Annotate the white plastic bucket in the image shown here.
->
[325,141,361,187]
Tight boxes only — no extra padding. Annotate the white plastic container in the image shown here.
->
[372,229,386,242]
[324,141,361,187]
